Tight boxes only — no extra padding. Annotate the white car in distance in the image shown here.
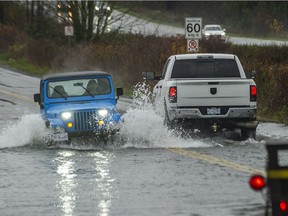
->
[202,24,226,41]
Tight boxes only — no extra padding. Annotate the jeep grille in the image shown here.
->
[74,111,98,131]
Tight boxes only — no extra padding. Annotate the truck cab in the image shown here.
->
[33,71,123,143]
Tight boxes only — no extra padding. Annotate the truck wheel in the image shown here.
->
[241,128,256,140]
[164,109,172,129]
[164,101,173,129]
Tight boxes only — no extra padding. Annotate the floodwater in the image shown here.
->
[1,71,288,216]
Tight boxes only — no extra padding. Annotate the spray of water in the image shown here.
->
[0,114,49,149]
[118,82,212,148]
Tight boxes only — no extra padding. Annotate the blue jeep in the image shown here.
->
[33,71,123,143]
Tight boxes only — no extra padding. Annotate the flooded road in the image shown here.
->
[0,67,288,216]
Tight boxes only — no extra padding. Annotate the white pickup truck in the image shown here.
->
[143,53,258,140]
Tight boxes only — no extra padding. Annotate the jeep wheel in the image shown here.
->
[241,128,256,140]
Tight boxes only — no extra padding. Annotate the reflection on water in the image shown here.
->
[90,151,115,216]
[54,150,115,216]
[56,151,77,216]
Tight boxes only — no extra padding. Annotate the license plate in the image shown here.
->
[51,133,68,141]
[207,107,221,115]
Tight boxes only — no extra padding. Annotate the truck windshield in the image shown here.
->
[47,77,111,98]
[171,59,240,78]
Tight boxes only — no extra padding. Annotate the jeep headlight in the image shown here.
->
[61,112,72,120]
[98,109,108,117]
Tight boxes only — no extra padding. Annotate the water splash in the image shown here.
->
[0,114,49,149]
[118,82,212,148]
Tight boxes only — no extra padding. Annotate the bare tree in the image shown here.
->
[56,1,138,43]
[57,1,113,42]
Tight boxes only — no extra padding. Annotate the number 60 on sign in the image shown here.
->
[185,17,202,39]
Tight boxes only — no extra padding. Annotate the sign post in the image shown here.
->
[65,26,74,51]
[185,17,202,52]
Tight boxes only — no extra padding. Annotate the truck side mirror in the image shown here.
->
[142,72,161,80]
[34,93,41,103]
[245,70,256,79]
[116,87,123,98]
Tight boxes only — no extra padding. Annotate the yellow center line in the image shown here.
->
[0,88,34,103]
[168,148,266,176]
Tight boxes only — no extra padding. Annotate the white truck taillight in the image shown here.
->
[250,85,257,102]
[169,86,177,103]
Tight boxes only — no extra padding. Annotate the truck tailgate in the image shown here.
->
[176,79,251,107]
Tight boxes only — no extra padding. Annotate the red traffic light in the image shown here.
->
[249,175,266,191]
[280,200,288,212]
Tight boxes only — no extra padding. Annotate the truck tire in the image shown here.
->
[164,101,173,129]
[241,128,256,140]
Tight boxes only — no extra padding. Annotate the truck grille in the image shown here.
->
[74,111,98,131]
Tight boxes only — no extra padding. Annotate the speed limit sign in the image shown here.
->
[185,17,202,39]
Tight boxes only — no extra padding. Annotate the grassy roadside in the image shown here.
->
[0,53,48,76]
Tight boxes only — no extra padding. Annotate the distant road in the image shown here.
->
[111,10,288,46]
[228,36,288,46]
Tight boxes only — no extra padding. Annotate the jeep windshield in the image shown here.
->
[171,59,240,78]
[47,77,111,98]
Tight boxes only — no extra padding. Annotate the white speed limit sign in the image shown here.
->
[185,17,202,39]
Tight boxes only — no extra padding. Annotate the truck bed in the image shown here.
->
[176,79,252,107]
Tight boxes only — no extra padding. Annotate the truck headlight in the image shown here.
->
[98,109,108,117]
[61,112,72,120]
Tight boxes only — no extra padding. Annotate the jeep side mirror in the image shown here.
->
[245,70,256,79]
[142,71,161,80]
[34,93,41,103]
[116,87,123,98]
